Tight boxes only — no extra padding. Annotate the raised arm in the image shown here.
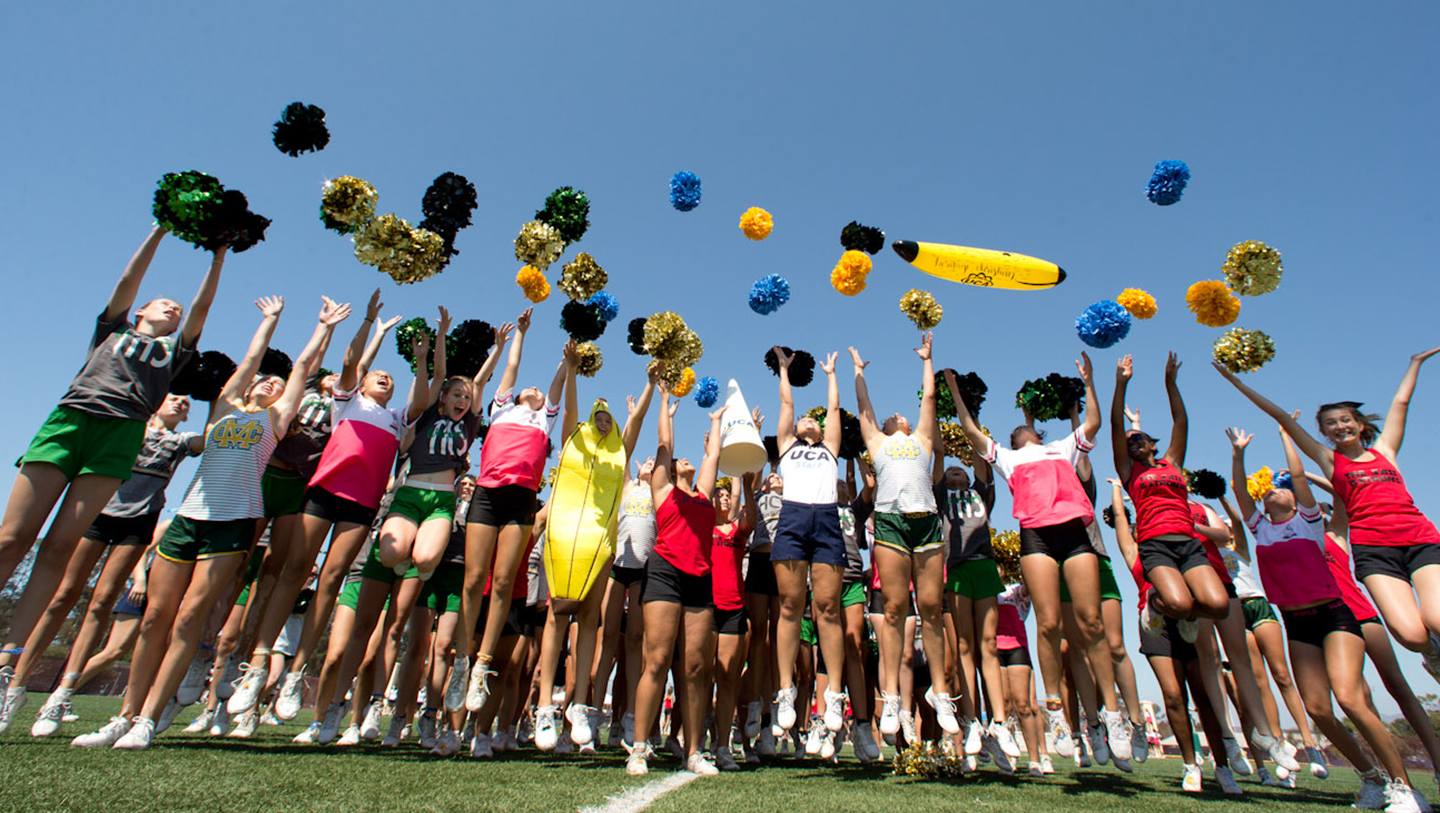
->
[914,333,937,451]
[1226,427,1258,520]
[1218,495,1252,561]
[274,298,351,430]
[561,340,580,442]
[774,346,797,451]
[470,322,514,416]
[1076,351,1100,443]
[1163,352,1189,467]
[696,408,725,499]
[105,226,167,323]
[856,452,877,502]
[404,330,433,424]
[1111,354,1133,480]
[1109,480,1139,571]
[651,389,677,501]
[216,297,284,413]
[1069,404,1092,484]
[621,361,661,457]
[340,289,382,392]
[426,306,452,409]
[303,297,341,379]
[822,352,841,457]
[1213,362,1333,478]
[179,245,227,348]
[1376,346,1440,457]
[1278,420,1317,510]
[1194,504,1230,546]
[946,368,992,458]
[495,307,533,398]
[739,472,758,533]
[850,347,880,448]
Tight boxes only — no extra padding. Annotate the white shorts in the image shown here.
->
[274,615,305,658]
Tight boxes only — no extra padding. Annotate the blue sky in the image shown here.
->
[3,2,1439,719]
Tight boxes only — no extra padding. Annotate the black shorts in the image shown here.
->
[1225,581,1238,600]
[1351,542,1440,583]
[1138,536,1210,575]
[474,595,526,639]
[1140,618,1199,662]
[714,606,749,635]
[84,511,160,547]
[1019,519,1094,562]
[997,646,1030,668]
[467,484,538,528]
[611,565,645,587]
[1282,599,1362,648]
[867,588,916,617]
[302,486,377,527]
[745,549,778,596]
[643,553,713,609]
[522,604,547,637]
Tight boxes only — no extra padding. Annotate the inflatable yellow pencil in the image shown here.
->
[892,240,1066,291]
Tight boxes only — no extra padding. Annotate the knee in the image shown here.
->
[882,603,908,627]
[1270,667,1294,690]
[1391,625,1430,653]
[779,595,805,621]
[414,550,442,575]
[1035,617,1061,641]
[813,600,840,626]
[1200,595,1230,619]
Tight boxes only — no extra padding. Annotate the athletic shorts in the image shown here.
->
[1352,541,1440,583]
[83,511,159,548]
[261,465,308,518]
[744,549,778,596]
[1138,536,1210,575]
[1140,618,1198,662]
[946,558,1004,600]
[873,512,943,554]
[338,578,362,611]
[1242,596,1279,630]
[611,565,645,587]
[360,541,420,583]
[303,486,377,527]
[388,484,456,525]
[714,605,749,635]
[521,604,546,637]
[800,616,817,646]
[475,595,525,638]
[643,553,712,609]
[1019,519,1094,562]
[1281,599,1362,648]
[771,501,846,566]
[157,516,255,563]
[1058,554,1124,603]
[868,589,916,617]
[20,405,146,482]
[841,580,866,608]
[274,615,304,657]
[467,484,537,528]
[1225,581,1238,600]
[997,646,1030,668]
[422,561,465,614]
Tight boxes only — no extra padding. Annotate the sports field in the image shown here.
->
[0,695,1372,813]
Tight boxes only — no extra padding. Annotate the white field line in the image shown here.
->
[577,771,701,813]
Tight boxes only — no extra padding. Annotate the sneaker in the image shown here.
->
[382,716,405,746]
[1103,710,1132,761]
[1253,731,1301,772]
[155,697,183,734]
[1040,753,1054,774]
[849,724,875,764]
[1046,708,1074,758]
[418,714,438,748]
[775,686,798,732]
[493,729,513,752]
[1177,617,1200,644]
[1139,601,1164,638]
[555,732,575,755]
[757,728,776,756]
[517,715,534,744]
[1423,633,1440,685]
[1217,765,1244,795]
[336,724,362,746]
[1386,781,1424,813]
[535,705,559,750]
[989,719,1021,760]
[208,705,231,736]
[0,666,10,698]
[923,688,960,735]
[444,654,469,712]
[805,717,826,755]
[62,708,79,723]
[1279,770,1297,789]
[715,746,741,771]
[964,718,984,755]
[687,751,720,776]
[464,661,496,712]
[984,733,1015,775]
[579,740,597,756]
[879,694,901,735]
[229,710,258,738]
[626,742,652,775]
[213,657,239,701]
[746,701,763,739]
[1259,766,1278,787]
[1357,770,1390,810]
[113,716,155,750]
[318,701,346,744]
[471,731,493,758]
[275,672,305,720]
[899,709,918,744]
[1224,738,1254,775]
[31,691,74,738]
[73,716,132,748]
[1308,745,1330,779]
[226,660,267,715]
[0,686,28,735]
[360,702,383,741]
[622,711,636,745]
[963,754,978,772]
[259,708,280,727]
[1130,720,1149,763]
[430,728,461,756]
[779,735,792,758]
[1029,763,1045,778]
[744,743,760,764]
[1076,743,1091,769]
[567,703,595,746]
[293,722,321,744]
[823,689,846,731]
[820,729,837,760]
[1182,762,1203,792]
[1113,756,1134,773]
[176,655,209,707]
[1087,722,1111,765]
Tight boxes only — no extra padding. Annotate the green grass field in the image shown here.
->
[0,695,1374,813]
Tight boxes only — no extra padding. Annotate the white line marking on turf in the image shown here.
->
[577,771,701,813]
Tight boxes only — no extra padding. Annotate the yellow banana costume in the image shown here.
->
[891,240,1066,291]
[544,400,627,600]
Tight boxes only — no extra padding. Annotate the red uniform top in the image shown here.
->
[1190,502,1233,585]
[654,488,714,576]
[1129,557,1152,614]
[1324,536,1379,622]
[1331,449,1440,548]
[710,523,748,611]
[1126,458,1195,542]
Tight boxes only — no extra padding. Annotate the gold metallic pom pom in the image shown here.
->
[557,252,608,302]
[354,214,445,285]
[1222,240,1282,296]
[899,289,943,330]
[575,342,603,377]
[320,176,377,234]
[514,220,565,271]
[1213,327,1276,374]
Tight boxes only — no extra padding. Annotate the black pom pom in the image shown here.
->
[395,317,437,376]
[259,348,293,379]
[447,319,495,379]
[840,221,885,255]
[1187,469,1227,500]
[560,301,607,343]
[1101,504,1133,529]
[763,435,780,463]
[837,410,865,459]
[199,189,270,253]
[272,102,330,157]
[627,317,648,355]
[419,172,478,264]
[929,369,987,420]
[1046,373,1087,413]
[170,350,236,402]
[764,347,815,387]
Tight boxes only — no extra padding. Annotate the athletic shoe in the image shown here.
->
[493,728,514,752]
[1182,762,1203,792]
[73,716,131,748]
[579,741,597,756]
[430,728,461,757]
[715,746,741,771]
[275,672,305,720]
[1357,770,1390,810]
[445,654,469,712]
[215,657,240,700]
[62,708,79,723]
[1076,744,1091,768]
[360,702,383,741]
[113,716,155,750]
[31,690,74,738]
[208,705,231,736]
[1423,633,1440,685]
[1104,710,1132,761]
[293,722,321,744]
[744,743,760,764]
[1087,721,1111,765]
[963,718,984,755]
[337,725,362,746]
[962,754,978,772]
[259,708,279,726]
[1112,756,1134,773]
[535,705,559,750]
[0,666,10,698]
[823,689,846,731]
[226,661,268,715]
[899,709,918,744]
[746,701,763,739]
[471,731,494,758]
[984,733,1015,775]
[518,714,534,744]
[176,655,209,706]
[879,694,901,736]
[155,697,182,734]
[1139,601,1164,638]
[1038,753,1054,774]
[664,734,686,760]
[0,686,28,735]
[775,686,798,731]
[923,688,960,735]
[1253,731,1301,772]
[1224,738,1254,775]
[1217,765,1244,795]
[229,709,258,738]
[805,717,826,755]
[1177,618,1200,643]
[687,751,720,776]
[1130,720,1149,763]
[318,702,346,745]
[382,716,405,746]
[567,703,595,746]
[556,732,575,755]
[464,662,496,712]
[1279,770,1297,789]
[1029,763,1045,778]
[1309,745,1330,779]
[1258,766,1278,787]
[820,729,836,760]
[756,728,776,756]
[849,724,875,764]
[1046,708,1074,758]
[989,719,1020,760]
[1387,781,1425,813]
[419,714,438,749]
[626,742,652,775]
[779,734,792,758]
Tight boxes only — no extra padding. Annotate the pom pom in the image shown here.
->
[715,475,733,493]
[169,350,236,402]
[840,221,885,255]
[642,312,704,371]
[584,291,619,324]
[694,376,720,408]
[671,367,696,397]
[259,348,293,379]
[927,370,987,420]
[627,317,648,355]
[1117,288,1158,320]
[804,407,865,459]
[899,289,943,330]
[1186,280,1241,328]
[418,172,478,263]
[575,342,603,377]
[560,301,607,343]
[558,253,609,302]
[153,171,224,246]
[319,176,378,235]
[739,207,773,241]
[516,265,551,303]
[831,250,872,296]
[1274,470,1294,491]
[354,214,445,284]
[447,320,495,379]
[763,435,780,463]
[748,274,791,315]
[513,221,564,271]
[1222,240,1283,296]
[272,102,330,157]
[1016,378,1065,423]
[764,347,815,387]
[1213,327,1276,374]
[207,190,272,254]
[670,171,702,212]
[1145,159,1190,206]
[1045,373,1086,414]
[535,187,590,246]
[1102,504,1134,529]
[1246,466,1274,501]
[1186,468,1227,500]
[991,528,1022,584]
[1075,300,1132,349]
[938,420,989,468]
[892,740,968,779]
[394,317,437,376]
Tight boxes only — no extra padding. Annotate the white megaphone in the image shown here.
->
[718,379,767,475]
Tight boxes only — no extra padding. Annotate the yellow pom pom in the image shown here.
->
[1246,466,1274,501]
[1223,240,1283,296]
[1117,288,1158,320]
[671,367,696,397]
[516,265,551,303]
[575,342,603,378]
[514,221,564,271]
[353,214,445,285]
[320,176,378,234]
[739,207,773,241]
[831,250,872,296]
[715,475,733,493]
[1185,280,1241,328]
[557,252,608,302]
[938,420,988,468]
[899,289,943,330]
[1213,327,1277,374]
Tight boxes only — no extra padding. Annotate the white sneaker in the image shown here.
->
[989,719,1021,759]
[275,672,305,721]
[1308,745,1330,779]
[259,708,280,726]
[382,716,405,746]
[879,694,901,735]
[293,722,321,744]
[715,746,741,771]
[444,654,469,712]
[775,686,798,732]
[430,728,461,756]
[418,714,438,749]
[465,661,496,712]
[579,740,597,756]
[823,689,846,731]
[208,705,231,736]
[113,716,155,750]
[1046,708,1074,758]
[1029,762,1045,778]
[155,697,183,734]
[176,655,209,707]
[215,657,241,701]
[820,729,836,760]
[1386,781,1425,813]
[72,716,132,748]
[1357,771,1390,810]
[805,717,826,755]
[1139,601,1165,638]
[899,709,918,743]
[336,725,362,746]
[226,660,268,715]
[1278,766,1297,788]
[687,751,720,776]
[1086,722,1110,765]
[1103,710,1132,761]
[184,709,215,734]
[0,686,28,735]
[471,731,494,758]
[1040,753,1054,774]
[229,710,258,738]
[535,705,559,750]
[626,742,652,775]
[1130,720,1149,763]
[1177,618,1200,643]
[1217,765,1244,795]
[318,702,346,744]
[1253,731,1301,771]
[962,718,983,755]
[31,691,73,738]
[923,688,960,735]
[360,702,383,741]
[567,703,595,746]
[1182,762,1203,792]
[1224,738,1254,775]
[746,701,763,739]
[62,708,79,723]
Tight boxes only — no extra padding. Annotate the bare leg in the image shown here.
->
[54,542,147,690]
[287,521,369,673]
[13,536,108,683]
[138,554,248,720]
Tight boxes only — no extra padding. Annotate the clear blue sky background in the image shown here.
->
[3,2,1438,721]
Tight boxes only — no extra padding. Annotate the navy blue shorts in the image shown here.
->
[771,501,846,566]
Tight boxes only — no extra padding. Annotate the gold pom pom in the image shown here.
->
[1223,240,1283,296]
[891,740,968,778]
[1117,288,1158,320]
[670,367,696,397]
[1213,327,1276,374]
[353,214,445,285]
[899,289,943,330]
[557,252,608,302]
[739,207,773,241]
[991,528,1021,580]
[831,250,872,296]
[516,265,551,303]
[514,220,565,271]
[1186,280,1241,328]
[575,342,603,377]
[1246,466,1274,501]
[320,176,378,234]
[938,420,990,468]
[716,475,733,493]
[643,312,703,371]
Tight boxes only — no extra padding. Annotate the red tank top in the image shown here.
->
[1191,502,1233,585]
[1129,557,1152,614]
[1324,535,1378,622]
[710,523,748,611]
[1331,449,1440,548]
[1126,458,1194,541]
[654,488,715,576]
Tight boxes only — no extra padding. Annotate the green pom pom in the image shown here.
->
[395,317,437,376]
[1016,378,1065,422]
[153,171,224,245]
[535,187,590,246]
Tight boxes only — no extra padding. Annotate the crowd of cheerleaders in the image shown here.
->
[1,228,1439,810]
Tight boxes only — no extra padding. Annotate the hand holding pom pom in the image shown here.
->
[1246,466,1275,501]
[938,420,989,468]
[900,289,943,330]
[840,221,885,255]
[153,171,224,246]
[1075,300,1132,348]
[926,370,987,420]
[739,207,774,241]
[670,171,702,212]
[320,176,378,235]
[694,376,720,408]
[1146,159,1190,206]
[643,312,703,371]
[1213,327,1276,373]
[764,347,815,387]
[395,317,438,376]
[831,250,872,296]
[1186,280,1242,327]
[1117,288,1158,320]
[516,265,551,303]
[272,102,330,157]
[1016,378,1065,422]
[1045,373,1087,414]
[447,319,496,379]
[1222,240,1283,296]
[558,253,608,302]
[748,274,791,315]
[535,187,590,246]
[574,342,603,377]
[514,221,564,271]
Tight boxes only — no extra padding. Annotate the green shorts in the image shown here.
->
[262,465,308,518]
[157,515,255,563]
[338,578,362,610]
[360,539,420,582]
[873,512,943,554]
[841,580,867,608]
[1058,554,1123,603]
[387,485,456,525]
[946,558,1004,600]
[800,617,818,646]
[233,545,267,605]
[21,406,147,482]
[422,562,465,614]
[1242,596,1279,630]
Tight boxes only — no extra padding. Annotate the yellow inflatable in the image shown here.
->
[892,240,1066,291]
[544,400,628,601]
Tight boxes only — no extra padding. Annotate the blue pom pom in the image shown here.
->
[1146,160,1190,206]
[694,376,719,408]
[670,171,702,212]
[1274,470,1294,491]
[748,273,791,315]
[1075,300,1133,349]
[586,291,619,323]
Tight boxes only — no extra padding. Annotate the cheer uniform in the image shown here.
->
[1132,558,1197,662]
[772,439,844,565]
[1323,535,1381,625]
[744,489,784,596]
[1330,449,1440,581]
[712,523,750,634]
[611,484,655,587]
[421,500,468,615]
[392,404,482,524]
[645,488,714,608]
[1246,506,1358,648]
[1127,458,1208,575]
[983,429,1095,560]
[1190,501,1237,598]
[936,477,1002,600]
[468,390,558,527]
[872,433,940,553]
[839,493,871,607]
[263,375,332,518]
[1218,547,1279,630]
[304,385,411,527]
[159,406,278,563]
[996,582,1032,668]
[84,424,201,548]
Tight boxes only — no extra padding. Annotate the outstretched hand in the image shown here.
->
[516,307,534,334]
[752,406,765,429]
[771,345,793,369]
[365,289,383,320]
[708,407,727,422]
[494,322,515,348]
[1211,361,1239,382]
[1165,351,1182,383]
[256,296,284,318]
[1075,351,1093,383]
[1116,354,1133,382]
[437,305,452,335]
[820,351,838,375]
[562,339,580,368]
[915,332,933,361]
[1226,427,1252,450]
[1412,346,1440,364]
[378,314,404,332]
[848,347,868,371]
[319,297,351,326]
